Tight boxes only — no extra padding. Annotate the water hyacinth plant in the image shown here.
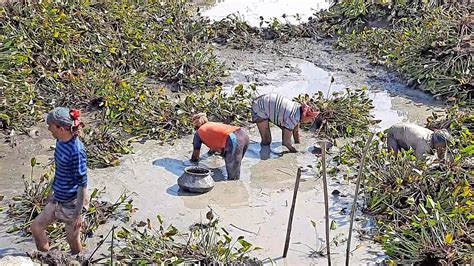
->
[295,87,377,138]
[337,108,473,264]
[113,211,262,265]
[0,1,237,167]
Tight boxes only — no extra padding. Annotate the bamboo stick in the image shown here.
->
[321,141,331,266]
[283,167,302,258]
[345,132,375,266]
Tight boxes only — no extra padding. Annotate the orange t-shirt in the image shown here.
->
[197,122,240,152]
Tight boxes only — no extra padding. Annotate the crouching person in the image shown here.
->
[191,113,249,180]
[387,122,451,160]
[31,107,88,254]
[251,93,319,152]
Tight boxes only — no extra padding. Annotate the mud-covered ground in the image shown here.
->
[0,30,446,265]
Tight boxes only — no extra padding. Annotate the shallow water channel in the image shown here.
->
[0,1,446,264]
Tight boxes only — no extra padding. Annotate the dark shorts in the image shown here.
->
[223,129,250,180]
[35,198,78,225]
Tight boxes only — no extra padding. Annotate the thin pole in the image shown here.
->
[111,226,115,265]
[87,225,117,262]
[345,132,375,266]
[321,141,331,266]
[283,167,302,258]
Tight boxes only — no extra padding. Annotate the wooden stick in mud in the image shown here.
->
[345,132,374,266]
[111,226,115,265]
[283,167,302,258]
[321,141,331,266]
[87,225,117,262]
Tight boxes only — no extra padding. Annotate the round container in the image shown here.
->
[177,166,214,193]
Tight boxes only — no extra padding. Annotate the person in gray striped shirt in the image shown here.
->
[251,93,320,152]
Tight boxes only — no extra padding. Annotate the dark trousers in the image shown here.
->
[223,129,249,180]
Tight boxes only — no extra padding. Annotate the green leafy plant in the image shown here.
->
[114,210,262,264]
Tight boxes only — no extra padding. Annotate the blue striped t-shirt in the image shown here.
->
[52,136,88,202]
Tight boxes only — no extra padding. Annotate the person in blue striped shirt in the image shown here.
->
[31,107,87,255]
[251,93,320,152]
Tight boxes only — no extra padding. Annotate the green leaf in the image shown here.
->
[330,220,337,230]
[90,188,99,199]
[460,145,474,155]
[116,228,130,239]
[30,157,37,167]
[223,234,232,243]
[445,233,453,244]
[164,225,178,237]
[426,196,436,209]
[156,214,163,224]
[7,226,20,233]
[238,239,252,252]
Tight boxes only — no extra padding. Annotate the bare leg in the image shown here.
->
[282,128,297,152]
[256,120,272,145]
[293,124,300,144]
[31,202,56,252]
[65,221,82,254]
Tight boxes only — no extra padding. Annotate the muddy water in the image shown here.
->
[67,128,388,265]
[220,51,442,130]
[201,0,331,27]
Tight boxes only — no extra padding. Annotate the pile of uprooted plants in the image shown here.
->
[0,1,254,167]
[109,210,262,265]
[335,107,473,264]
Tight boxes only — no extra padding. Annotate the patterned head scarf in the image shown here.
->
[192,113,209,128]
[301,102,320,119]
[46,107,85,135]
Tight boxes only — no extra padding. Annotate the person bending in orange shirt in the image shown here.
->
[191,113,250,180]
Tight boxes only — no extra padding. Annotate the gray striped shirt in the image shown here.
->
[251,93,301,130]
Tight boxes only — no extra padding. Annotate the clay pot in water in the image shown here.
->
[177,166,214,193]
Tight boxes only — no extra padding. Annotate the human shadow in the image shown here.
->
[245,141,285,160]
[152,157,187,177]
[0,247,26,257]
[153,157,230,197]
[153,157,227,181]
